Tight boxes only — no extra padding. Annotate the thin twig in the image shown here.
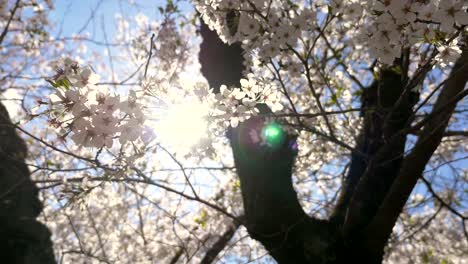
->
[144,33,156,78]
[0,0,21,45]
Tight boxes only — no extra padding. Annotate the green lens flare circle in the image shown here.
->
[262,122,285,148]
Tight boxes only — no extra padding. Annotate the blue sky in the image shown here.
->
[50,0,157,40]
[45,0,467,213]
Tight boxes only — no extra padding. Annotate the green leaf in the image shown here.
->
[54,78,71,90]
[232,180,241,191]
[390,65,402,75]
[372,70,380,80]
[353,89,363,97]
[194,210,208,228]
[165,0,177,13]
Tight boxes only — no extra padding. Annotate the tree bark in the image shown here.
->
[200,19,340,263]
[200,221,240,264]
[0,102,55,264]
[365,36,468,259]
[198,16,466,263]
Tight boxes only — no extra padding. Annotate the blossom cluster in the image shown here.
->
[360,0,468,65]
[196,0,315,65]
[46,58,151,148]
[195,0,468,66]
[45,58,284,151]
[214,73,284,127]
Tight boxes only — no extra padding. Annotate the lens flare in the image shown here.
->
[262,122,285,148]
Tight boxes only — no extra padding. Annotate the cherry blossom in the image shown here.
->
[434,0,468,32]
[1,1,466,263]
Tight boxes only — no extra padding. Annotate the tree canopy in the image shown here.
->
[0,0,467,263]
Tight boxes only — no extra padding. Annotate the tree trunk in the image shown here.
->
[0,102,55,264]
[198,18,468,263]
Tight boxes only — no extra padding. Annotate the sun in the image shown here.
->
[155,100,209,152]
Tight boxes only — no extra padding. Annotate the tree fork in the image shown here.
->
[196,13,447,263]
[365,35,468,260]
[199,17,345,263]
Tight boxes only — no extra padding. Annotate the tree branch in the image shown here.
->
[0,0,21,45]
[200,221,240,264]
[443,130,468,137]
[332,63,417,234]
[365,36,468,259]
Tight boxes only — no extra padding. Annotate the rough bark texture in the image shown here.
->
[199,17,467,263]
[0,102,55,264]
